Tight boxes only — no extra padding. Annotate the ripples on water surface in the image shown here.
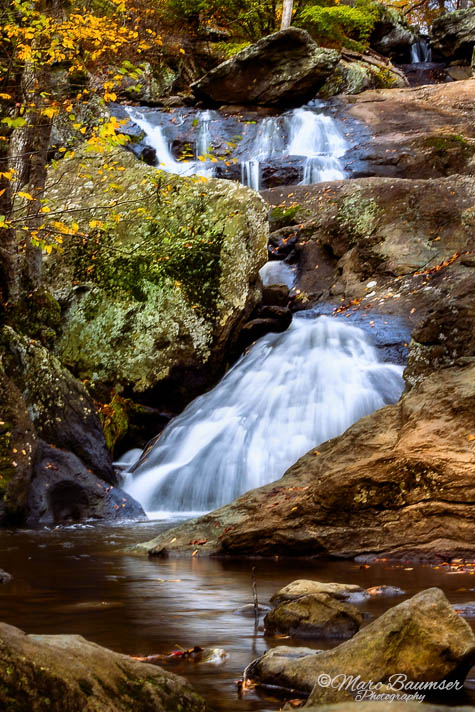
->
[1,520,475,710]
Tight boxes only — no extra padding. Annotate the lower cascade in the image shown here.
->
[123,314,404,515]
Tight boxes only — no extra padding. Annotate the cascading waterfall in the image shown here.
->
[123,315,404,515]
[410,39,432,63]
[196,109,213,158]
[124,106,214,178]
[287,108,347,184]
[124,103,347,189]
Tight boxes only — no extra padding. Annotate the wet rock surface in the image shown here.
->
[134,360,475,560]
[264,593,362,640]
[0,621,208,712]
[249,589,475,702]
[28,441,144,526]
[341,79,475,179]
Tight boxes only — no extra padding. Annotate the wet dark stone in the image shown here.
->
[27,441,145,527]
[262,284,290,307]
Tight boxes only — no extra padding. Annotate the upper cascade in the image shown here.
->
[123,102,347,190]
[123,314,404,515]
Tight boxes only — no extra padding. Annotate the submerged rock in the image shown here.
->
[264,593,362,640]
[249,589,475,702]
[191,28,340,107]
[43,149,267,411]
[0,621,208,711]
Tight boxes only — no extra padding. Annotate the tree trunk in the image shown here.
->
[280,0,294,30]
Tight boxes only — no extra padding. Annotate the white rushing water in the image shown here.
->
[124,106,214,178]
[124,315,404,514]
[125,104,347,189]
[410,39,432,63]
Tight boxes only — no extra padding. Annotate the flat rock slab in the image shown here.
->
[271,580,364,605]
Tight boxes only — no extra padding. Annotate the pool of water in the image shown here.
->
[1,518,475,710]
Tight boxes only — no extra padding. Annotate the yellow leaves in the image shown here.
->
[179,48,186,55]
[0,93,12,100]
[0,170,16,181]
[41,106,59,119]
[89,219,105,229]
[51,220,79,235]
[17,192,35,201]
[40,206,50,213]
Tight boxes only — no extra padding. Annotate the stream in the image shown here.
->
[2,522,475,711]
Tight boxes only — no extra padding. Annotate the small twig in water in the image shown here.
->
[251,566,259,629]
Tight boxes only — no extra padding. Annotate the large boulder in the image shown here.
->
[264,593,362,640]
[42,148,268,410]
[248,589,475,702]
[0,621,207,711]
[191,28,340,107]
[370,7,416,61]
[431,8,475,61]
[133,361,475,561]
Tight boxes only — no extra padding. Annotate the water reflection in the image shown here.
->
[1,521,475,710]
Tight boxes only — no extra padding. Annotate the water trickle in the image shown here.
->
[124,315,404,514]
[410,39,432,63]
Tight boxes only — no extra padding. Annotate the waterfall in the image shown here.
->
[259,261,295,288]
[410,39,432,63]
[196,110,213,158]
[124,107,214,178]
[124,103,347,190]
[238,109,346,189]
[123,315,404,515]
[287,108,347,184]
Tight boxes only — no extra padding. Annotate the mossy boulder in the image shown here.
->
[264,593,362,640]
[320,57,406,98]
[249,588,475,701]
[0,621,208,712]
[0,326,114,484]
[42,148,268,405]
[431,8,475,61]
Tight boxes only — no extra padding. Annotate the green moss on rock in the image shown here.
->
[43,148,268,395]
